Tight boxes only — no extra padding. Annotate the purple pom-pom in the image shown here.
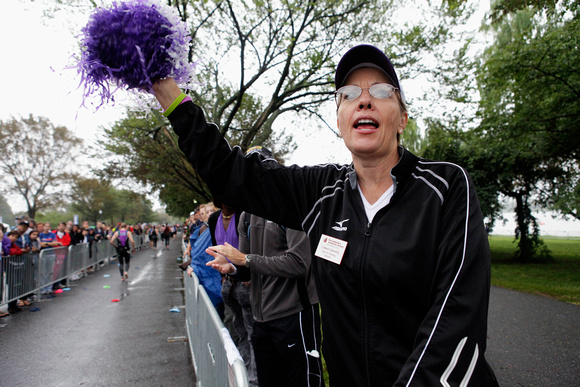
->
[76,0,195,106]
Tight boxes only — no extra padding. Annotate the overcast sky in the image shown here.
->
[1,0,349,159]
[1,1,128,144]
[1,0,352,213]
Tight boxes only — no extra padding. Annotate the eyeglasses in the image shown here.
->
[334,83,398,106]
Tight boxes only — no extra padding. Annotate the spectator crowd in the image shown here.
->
[3,201,340,386]
[0,216,180,317]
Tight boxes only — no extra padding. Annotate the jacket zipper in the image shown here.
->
[361,221,372,385]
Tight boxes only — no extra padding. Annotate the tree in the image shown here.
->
[70,176,156,224]
[0,115,80,219]
[421,1,579,262]
[35,208,76,226]
[489,0,579,23]
[473,5,579,261]
[97,109,209,217]
[112,188,156,225]
[70,177,117,224]
[96,0,477,216]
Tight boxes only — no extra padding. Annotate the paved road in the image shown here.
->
[0,239,195,386]
[2,239,579,386]
[487,287,580,386]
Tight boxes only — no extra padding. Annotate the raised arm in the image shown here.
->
[151,78,327,232]
[153,78,182,110]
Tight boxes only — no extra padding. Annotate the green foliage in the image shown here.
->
[36,208,76,227]
[547,172,579,220]
[0,115,80,218]
[70,176,156,225]
[422,119,504,224]
[400,119,425,156]
[97,109,209,218]
[474,7,580,261]
[70,177,116,224]
[488,0,579,24]
[112,188,156,225]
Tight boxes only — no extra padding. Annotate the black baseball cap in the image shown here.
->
[335,44,402,93]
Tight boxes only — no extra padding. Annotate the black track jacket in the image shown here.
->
[168,101,498,386]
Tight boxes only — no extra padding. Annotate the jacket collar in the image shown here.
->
[346,146,419,194]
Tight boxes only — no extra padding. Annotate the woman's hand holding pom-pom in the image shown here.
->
[76,0,195,107]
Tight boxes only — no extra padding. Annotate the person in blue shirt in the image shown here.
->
[38,223,58,249]
[38,222,58,294]
[185,203,224,317]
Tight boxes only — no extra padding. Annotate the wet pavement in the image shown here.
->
[487,287,580,386]
[0,239,195,386]
[2,238,579,386]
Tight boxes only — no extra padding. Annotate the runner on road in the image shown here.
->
[110,224,136,281]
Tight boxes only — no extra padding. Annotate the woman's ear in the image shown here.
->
[399,112,408,134]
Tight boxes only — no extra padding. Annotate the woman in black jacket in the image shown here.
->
[152,45,498,387]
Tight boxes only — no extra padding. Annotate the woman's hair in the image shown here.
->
[205,202,217,213]
[7,230,21,237]
[395,90,407,114]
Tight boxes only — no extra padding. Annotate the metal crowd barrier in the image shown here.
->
[182,239,249,387]
[0,235,146,306]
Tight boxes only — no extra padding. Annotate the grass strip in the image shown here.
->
[489,236,580,304]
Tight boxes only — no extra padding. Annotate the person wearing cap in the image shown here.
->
[15,221,31,254]
[153,44,497,386]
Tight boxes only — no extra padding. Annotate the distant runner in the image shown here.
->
[110,224,136,281]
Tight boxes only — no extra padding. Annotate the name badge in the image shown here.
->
[315,234,348,265]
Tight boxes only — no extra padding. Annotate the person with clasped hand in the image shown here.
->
[153,44,498,386]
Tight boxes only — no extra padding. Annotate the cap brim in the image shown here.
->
[335,45,401,91]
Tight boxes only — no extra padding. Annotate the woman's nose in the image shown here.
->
[358,89,372,109]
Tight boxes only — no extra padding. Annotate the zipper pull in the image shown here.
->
[365,222,372,236]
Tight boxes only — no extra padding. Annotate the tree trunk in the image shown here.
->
[514,191,533,262]
[28,206,36,220]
